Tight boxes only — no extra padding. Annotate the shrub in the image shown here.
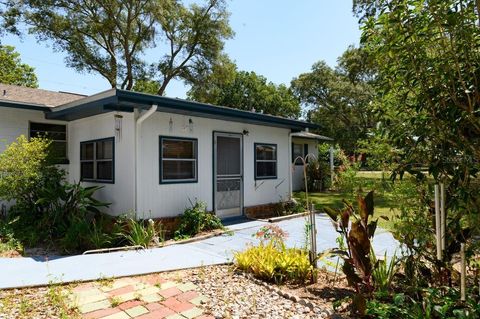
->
[0,219,23,256]
[306,158,331,192]
[235,226,312,284]
[174,201,223,240]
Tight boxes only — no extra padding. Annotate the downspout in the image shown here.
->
[134,104,158,215]
[288,131,293,200]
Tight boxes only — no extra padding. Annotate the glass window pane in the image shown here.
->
[293,144,303,164]
[97,140,113,160]
[163,160,195,180]
[163,139,194,159]
[256,144,276,160]
[97,161,113,181]
[81,143,94,160]
[256,162,277,178]
[81,162,94,179]
[51,141,67,159]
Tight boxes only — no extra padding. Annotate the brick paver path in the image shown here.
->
[68,274,214,319]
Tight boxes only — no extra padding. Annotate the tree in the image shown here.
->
[0,45,38,88]
[291,47,375,154]
[7,0,233,94]
[188,64,301,118]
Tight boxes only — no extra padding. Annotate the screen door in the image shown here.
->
[214,132,243,218]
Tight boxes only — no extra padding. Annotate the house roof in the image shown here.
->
[45,89,320,130]
[291,131,333,141]
[0,83,86,109]
[0,84,319,131]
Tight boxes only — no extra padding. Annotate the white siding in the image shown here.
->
[68,112,136,216]
[291,138,318,191]
[137,112,291,218]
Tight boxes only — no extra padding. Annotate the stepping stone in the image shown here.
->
[100,280,132,292]
[190,295,208,306]
[116,291,140,303]
[78,299,111,314]
[136,286,160,296]
[165,315,187,319]
[141,293,162,303]
[177,282,197,292]
[125,305,149,317]
[159,287,182,298]
[181,307,204,319]
[158,281,177,289]
[102,312,131,319]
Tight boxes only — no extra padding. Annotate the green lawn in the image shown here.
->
[294,171,415,231]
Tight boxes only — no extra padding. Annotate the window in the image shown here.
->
[29,122,67,162]
[160,136,197,183]
[255,143,277,180]
[80,137,114,183]
[292,143,308,165]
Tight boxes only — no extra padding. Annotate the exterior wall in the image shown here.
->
[291,138,318,191]
[68,112,136,216]
[137,112,291,218]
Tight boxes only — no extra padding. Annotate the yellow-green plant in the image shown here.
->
[235,234,313,284]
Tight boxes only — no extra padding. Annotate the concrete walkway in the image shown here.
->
[0,214,398,289]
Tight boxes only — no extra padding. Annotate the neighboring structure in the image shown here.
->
[0,84,325,219]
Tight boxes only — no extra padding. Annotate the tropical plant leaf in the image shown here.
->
[324,207,339,221]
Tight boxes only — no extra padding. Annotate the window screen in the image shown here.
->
[160,137,197,183]
[255,143,277,179]
[30,122,67,162]
[80,137,114,183]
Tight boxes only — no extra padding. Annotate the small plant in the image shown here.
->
[109,296,121,307]
[236,225,313,284]
[0,219,23,256]
[122,218,161,248]
[324,190,378,315]
[174,200,224,240]
[371,251,398,296]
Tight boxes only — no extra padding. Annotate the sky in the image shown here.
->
[2,0,361,98]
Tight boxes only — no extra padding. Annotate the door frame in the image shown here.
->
[212,131,244,218]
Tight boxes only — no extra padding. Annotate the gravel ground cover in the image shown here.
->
[0,265,349,319]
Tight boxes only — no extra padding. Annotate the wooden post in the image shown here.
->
[461,243,466,301]
[440,183,446,251]
[435,184,442,260]
[309,203,317,283]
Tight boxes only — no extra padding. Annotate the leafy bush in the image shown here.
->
[235,226,313,284]
[174,201,223,240]
[0,219,23,256]
[306,158,331,192]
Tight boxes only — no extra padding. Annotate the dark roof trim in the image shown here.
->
[45,89,319,130]
[0,99,51,112]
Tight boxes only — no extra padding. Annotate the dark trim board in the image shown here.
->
[254,142,278,180]
[159,135,198,185]
[80,137,115,184]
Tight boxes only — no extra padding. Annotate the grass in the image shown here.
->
[294,171,417,231]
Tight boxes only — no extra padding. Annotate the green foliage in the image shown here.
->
[366,287,480,319]
[189,67,301,118]
[371,251,398,295]
[122,218,163,248]
[306,158,331,192]
[8,0,233,93]
[0,45,38,87]
[0,219,23,256]
[174,201,223,240]
[291,47,376,153]
[235,227,313,284]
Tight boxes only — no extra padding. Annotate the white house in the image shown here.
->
[0,84,329,219]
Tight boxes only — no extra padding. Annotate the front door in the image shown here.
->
[213,132,243,218]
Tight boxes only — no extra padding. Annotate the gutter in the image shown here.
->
[134,104,158,215]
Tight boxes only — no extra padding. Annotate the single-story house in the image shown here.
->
[0,84,330,219]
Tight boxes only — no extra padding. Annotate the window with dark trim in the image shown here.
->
[160,136,198,184]
[80,137,114,183]
[292,143,309,165]
[255,143,277,180]
[29,122,68,163]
